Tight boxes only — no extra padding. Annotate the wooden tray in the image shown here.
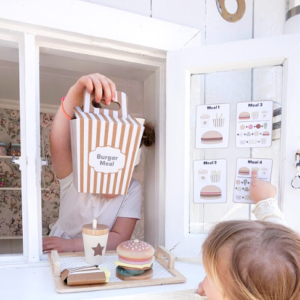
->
[49,246,186,293]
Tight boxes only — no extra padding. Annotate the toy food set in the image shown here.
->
[195,104,230,149]
[82,220,109,265]
[236,101,273,148]
[70,89,144,195]
[234,158,273,204]
[115,239,155,281]
[49,243,185,293]
[61,265,111,286]
[194,159,227,204]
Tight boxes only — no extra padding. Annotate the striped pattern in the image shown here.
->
[212,118,225,127]
[70,102,143,195]
[272,102,282,141]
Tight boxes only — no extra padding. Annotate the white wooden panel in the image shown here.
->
[0,0,199,51]
[166,34,300,257]
[144,73,157,246]
[282,47,300,232]
[152,0,204,29]
[254,0,285,38]
[205,0,253,45]
[144,66,166,248]
[289,0,300,10]
[19,33,41,262]
[81,0,151,16]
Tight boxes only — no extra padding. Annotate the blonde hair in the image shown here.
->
[202,220,300,300]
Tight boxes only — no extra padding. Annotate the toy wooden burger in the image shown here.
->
[115,239,155,280]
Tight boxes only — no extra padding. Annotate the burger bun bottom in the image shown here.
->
[200,195,221,199]
[116,266,153,280]
[201,140,222,144]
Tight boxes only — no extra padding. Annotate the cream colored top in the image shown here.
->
[50,173,141,239]
[252,197,287,226]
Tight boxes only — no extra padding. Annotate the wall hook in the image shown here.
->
[291,149,300,189]
[216,0,246,23]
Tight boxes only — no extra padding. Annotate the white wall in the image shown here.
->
[81,0,287,43]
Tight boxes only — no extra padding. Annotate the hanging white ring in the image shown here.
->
[216,0,246,23]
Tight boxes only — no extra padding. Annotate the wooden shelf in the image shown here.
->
[0,156,14,159]
[0,188,50,191]
[0,236,22,240]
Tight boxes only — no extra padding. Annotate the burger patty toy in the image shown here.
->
[115,239,155,280]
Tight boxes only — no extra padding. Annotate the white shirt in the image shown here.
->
[50,173,141,239]
[252,197,287,226]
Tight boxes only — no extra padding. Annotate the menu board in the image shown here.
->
[233,158,273,204]
[194,159,227,204]
[236,101,273,148]
[195,104,230,149]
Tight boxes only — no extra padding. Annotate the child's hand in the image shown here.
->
[197,280,206,296]
[43,236,74,253]
[250,170,277,204]
[65,73,116,108]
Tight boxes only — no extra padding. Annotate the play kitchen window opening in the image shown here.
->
[0,29,165,266]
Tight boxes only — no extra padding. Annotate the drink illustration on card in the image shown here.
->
[234,158,273,204]
[194,159,227,204]
[195,104,230,149]
[236,101,273,148]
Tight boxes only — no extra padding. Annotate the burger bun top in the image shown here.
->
[117,239,154,259]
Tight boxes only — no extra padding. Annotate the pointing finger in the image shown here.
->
[251,170,259,187]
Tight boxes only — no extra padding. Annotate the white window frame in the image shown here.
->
[0,0,200,265]
[0,29,42,265]
[165,34,300,258]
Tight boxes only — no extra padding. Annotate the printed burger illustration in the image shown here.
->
[262,131,270,137]
[200,185,222,200]
[238,167,250,176]
[201,130,223,144]
[115,239,155,280]
[239,112,250,120]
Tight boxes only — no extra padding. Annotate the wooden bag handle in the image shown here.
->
[83,89,121,114]
[155,246,175,269]
[216,0,246,23]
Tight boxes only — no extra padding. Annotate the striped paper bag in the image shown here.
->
[70,90,144,195]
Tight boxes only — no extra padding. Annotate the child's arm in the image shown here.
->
[250,170,286,225]
[50,74,116,179]
[43,217,137,252]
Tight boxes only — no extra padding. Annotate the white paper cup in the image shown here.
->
[82,223,109,265]
[199,173,208,182]
[200,119,210,128]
